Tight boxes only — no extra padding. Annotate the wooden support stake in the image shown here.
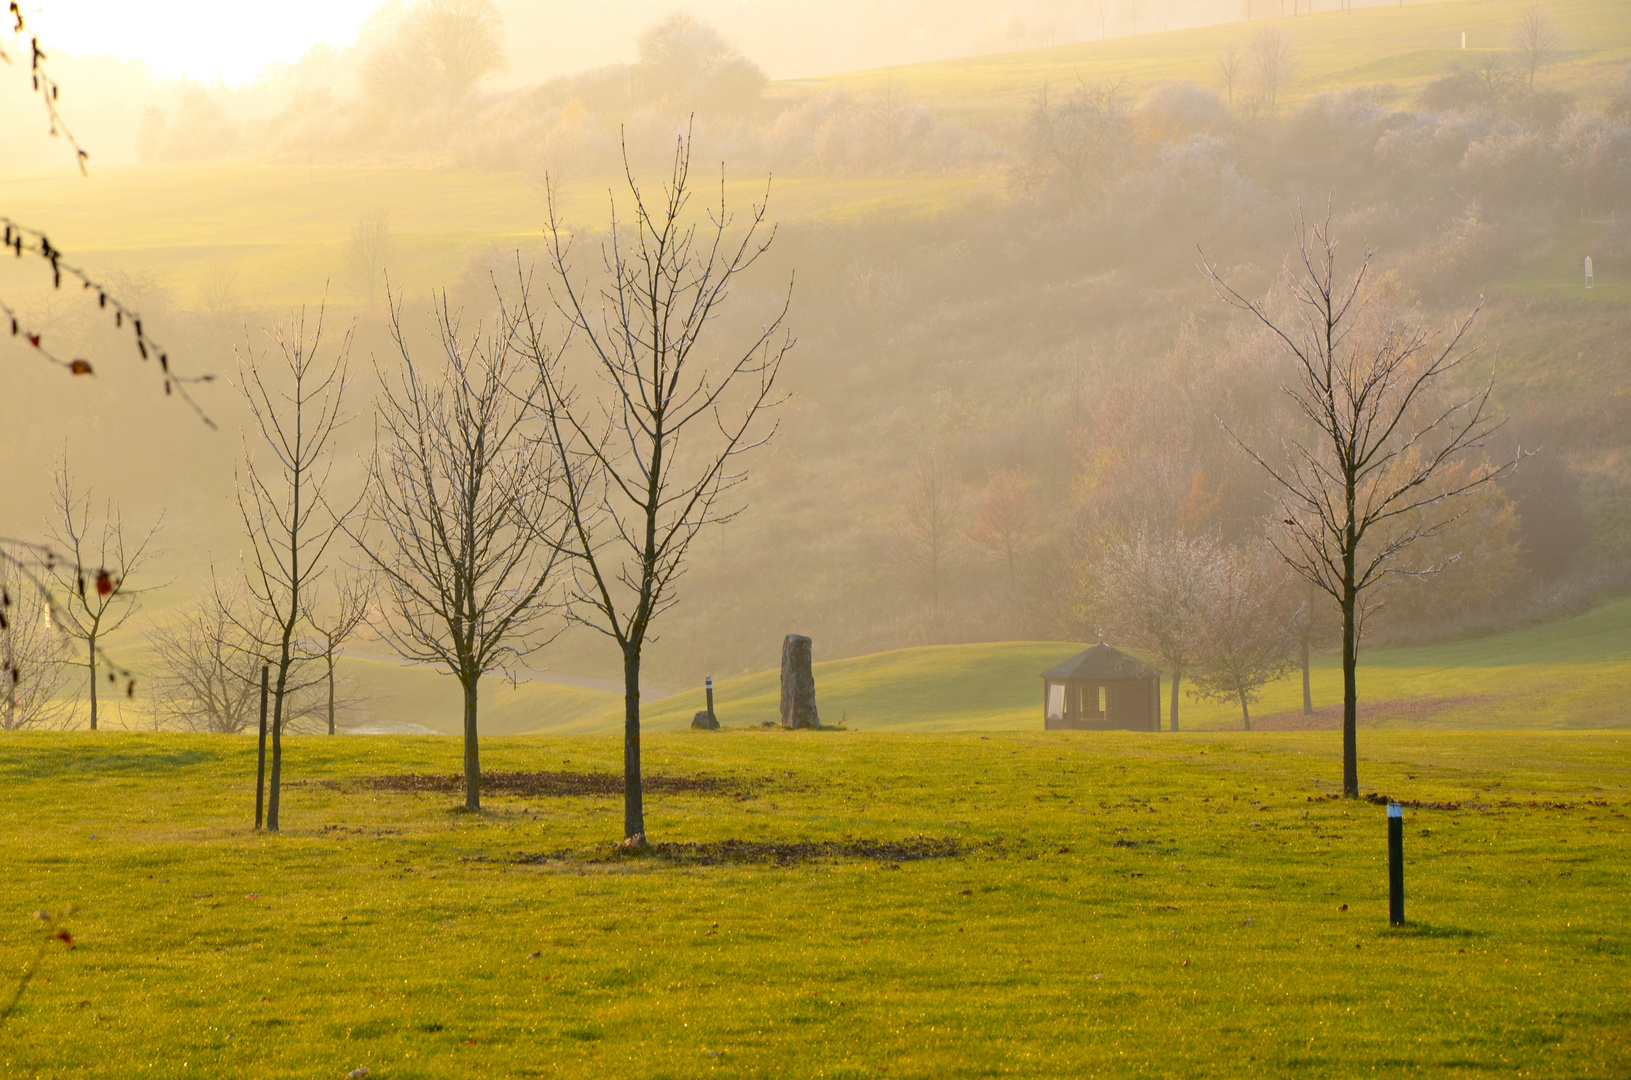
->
[255,664,269,830]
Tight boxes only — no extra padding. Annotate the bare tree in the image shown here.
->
[359,294,563,810]
[301,572,371,736]
[345,212,395,309]
[514,131,791,844]
[44,455,162,730]
[236,307,358,831]
[149,581,273,734]
[969,467,1037,585]
[1205,212,1515,796]
[363,0,507,112]
[1216,46,1242,105]
[0,560,74,730]
[897,452,966,609]
[1247,27,1295,113]
[1188,546,1301,730]
[1093,531,1217,732]
[1510,5,1562,89]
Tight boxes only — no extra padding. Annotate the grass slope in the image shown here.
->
[812,0,1631,120]
[0,729,1625,1077]
[0,163,996,309]
[584,595,1631,734]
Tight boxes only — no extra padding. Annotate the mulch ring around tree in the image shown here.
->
[510,835,985,867]
[364,771,735,797]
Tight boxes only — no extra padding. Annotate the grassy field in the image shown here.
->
[0,163,998,310]
[811,0,1631,120]
[69,592,1630,737]
[547,594,1631,735]
[0,728,1625,1077]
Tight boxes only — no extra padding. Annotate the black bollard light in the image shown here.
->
[705,676,716,724]
[255,664,269,830]
[1387,802,1404,925]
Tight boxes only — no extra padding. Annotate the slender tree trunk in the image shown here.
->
[462,673,480,812]
[623,645,645,841]
[327,650,336,736]
[1240,689,1251,731]
[268,648,292,831]
[87,637,98,731]
[1341,566,1359,798]
[1169,668,1181,732]
[268,686,284,831]
[1301,633,1313,714]
[255,664,268,829]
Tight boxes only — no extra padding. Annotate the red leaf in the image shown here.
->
[69,359,93,375]
[95,571,113,596]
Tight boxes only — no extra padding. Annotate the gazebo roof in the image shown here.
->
[1042,643,1157,681]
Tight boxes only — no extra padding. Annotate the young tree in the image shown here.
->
[1205,213,1514,796]
[1092,531,1217,732]
[359,294,563,810]
[236,307,358,831]
[44,456,162,730]
[301,573,370,736]
[1247,27,1295,112]
[0,560,74,731]
[1216,45,1242,105]
[515,131,791,844]
[1510,5,1562,89]
[149,582,274,734]
[969,466,1038,585]
[897,452,966,609]
[1188,546,1301,730]
[345,212,395,308]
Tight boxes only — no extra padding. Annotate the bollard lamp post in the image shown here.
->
[1388,802,1405,925]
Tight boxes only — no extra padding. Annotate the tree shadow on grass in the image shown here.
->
[0,747,219,779]
[1382,921,1486,940]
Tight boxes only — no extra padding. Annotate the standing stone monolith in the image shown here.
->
[779,634,820,729]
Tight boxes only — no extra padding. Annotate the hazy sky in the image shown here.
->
[20,0,382,85]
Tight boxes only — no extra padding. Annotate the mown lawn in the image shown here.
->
[1,728,1626,1078]
[616,596,1631,734]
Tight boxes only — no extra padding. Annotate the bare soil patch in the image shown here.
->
[511,836,978,867]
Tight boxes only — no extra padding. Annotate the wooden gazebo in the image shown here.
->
[1042,643,1160,731]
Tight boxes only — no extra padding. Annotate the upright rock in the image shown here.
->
[691,709,720,731]
[779,634,820,729]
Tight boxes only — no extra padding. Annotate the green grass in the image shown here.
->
[0,728,1626,1077]
[809,0,1631,120]
[575,595,1631,734]
[0,163,998,309]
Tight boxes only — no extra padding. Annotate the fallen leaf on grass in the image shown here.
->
[1338,904,1348,912]
[526,951,541,960]
[245,894,260,900]
[345,1069,370,1079]
[1090,973,1103,980]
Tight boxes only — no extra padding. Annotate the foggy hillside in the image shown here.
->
[4,0,1630,725]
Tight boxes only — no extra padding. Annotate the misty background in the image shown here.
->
[2,0,1628,728]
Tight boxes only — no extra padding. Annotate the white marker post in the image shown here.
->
[1388,803,1405,925]
[1585,255,1594,289]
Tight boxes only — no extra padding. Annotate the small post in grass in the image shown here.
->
[1388,802,1404,925]
[705,676,716,725]
[255,664,269,830]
